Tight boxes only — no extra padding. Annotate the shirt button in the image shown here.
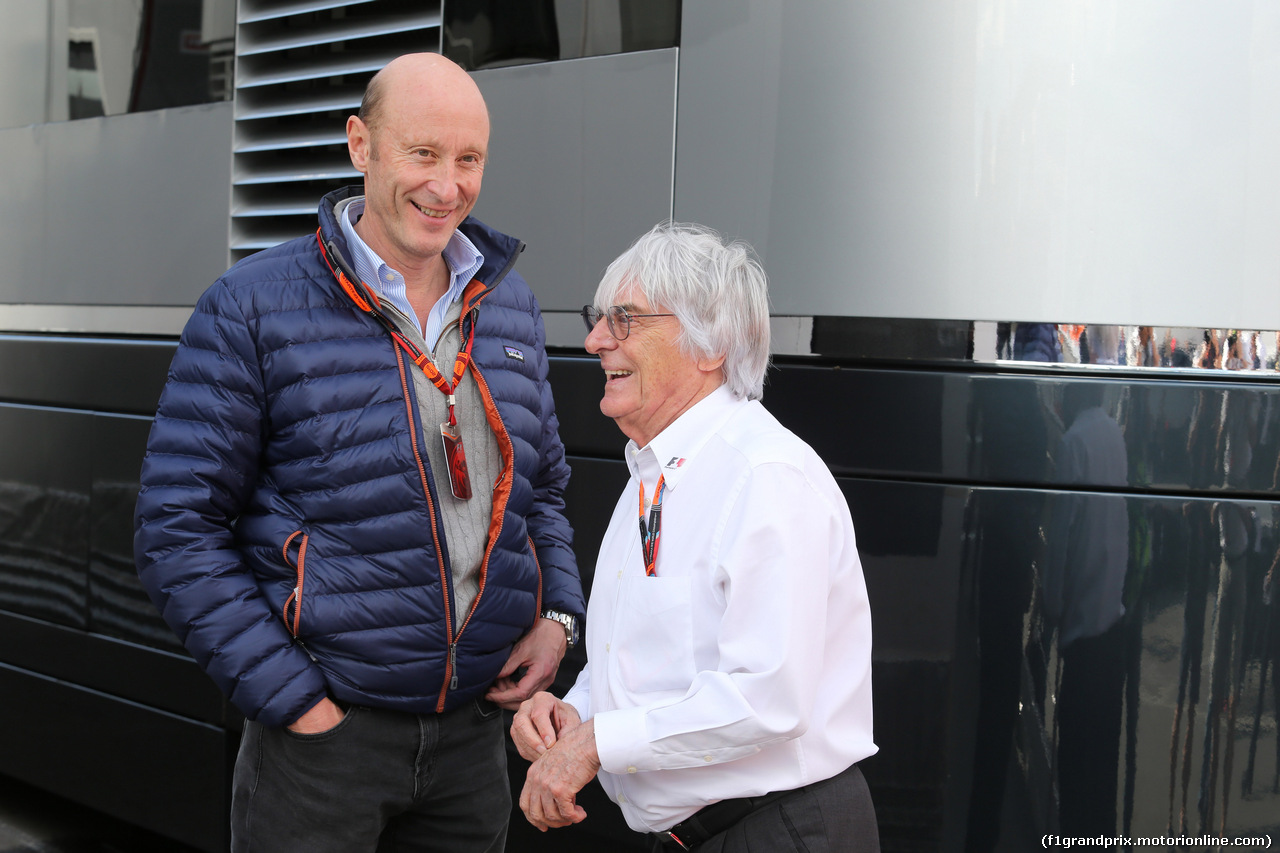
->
[618,794,628,803]
[384,272,395,282]
[605,643,611,652]
[617,570,623,579]
[703,755,713,762]
[627,766,637,774]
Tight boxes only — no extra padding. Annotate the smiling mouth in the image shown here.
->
[411,201,450,219]
[604,370,632,381]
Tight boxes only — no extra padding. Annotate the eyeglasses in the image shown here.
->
[581,305,675,341]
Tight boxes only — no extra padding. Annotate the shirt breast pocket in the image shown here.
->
[607,576,696,697]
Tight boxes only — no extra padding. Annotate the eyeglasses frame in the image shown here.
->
[581,304,676,341]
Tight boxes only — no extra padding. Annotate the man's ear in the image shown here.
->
[347,115,370,174]
[698,353,727,375]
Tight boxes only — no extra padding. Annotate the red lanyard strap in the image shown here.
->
[637,475,666,577]
[386,325,475,426]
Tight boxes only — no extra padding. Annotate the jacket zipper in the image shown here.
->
[392,345,456,669]
[281,530,309,635]
[435,305,520,711]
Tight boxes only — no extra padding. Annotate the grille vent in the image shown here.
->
[231,0,443,263]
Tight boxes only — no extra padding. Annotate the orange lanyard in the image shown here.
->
[385,325,474,427]
[637,475,666,577]
[316,227,475,427]
[316,229,476,499]
[384,323,477,500]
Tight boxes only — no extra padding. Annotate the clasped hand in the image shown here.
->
[511,692,600,831]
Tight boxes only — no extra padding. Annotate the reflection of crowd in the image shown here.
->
[969,324,1280,848]
[993,324,1278,370]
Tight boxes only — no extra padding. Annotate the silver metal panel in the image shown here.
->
[0,103,233,318]
[0,305,193,336]
[231,160,358,185]
[238,11,438,55]
[233,128,347,153]
[676,0,1280,330]
[238,0,375,25]
[235,89,362,121]
[235,54,395,88]
[471,49,677,312]
[0,0,53,129]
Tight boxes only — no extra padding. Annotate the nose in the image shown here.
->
[585,315,614,354]
[426,163,459,204]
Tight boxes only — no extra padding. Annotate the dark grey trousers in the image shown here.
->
[651,763,879,853]
[231,699,510,853]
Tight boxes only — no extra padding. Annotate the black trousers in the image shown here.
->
[651,763,879,853]
[231,698,510,853]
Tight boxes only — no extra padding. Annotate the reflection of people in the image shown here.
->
[1197,382,1260,833]
[512,223,879,850]
[1043,383,1130,836]
[134,53,584,851]
[964,379,1047,851]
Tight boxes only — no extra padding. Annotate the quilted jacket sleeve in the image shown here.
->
[133,280,329,728]
[524,297,585,623]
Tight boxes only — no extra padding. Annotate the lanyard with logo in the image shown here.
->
[317,229,475,500]
[637,475,666,577]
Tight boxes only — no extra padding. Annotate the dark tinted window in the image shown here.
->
[444,0,680,71]
[0,0,233,129]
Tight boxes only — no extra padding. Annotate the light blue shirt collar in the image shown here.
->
[335,196,485,349]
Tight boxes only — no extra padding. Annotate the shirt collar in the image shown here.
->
[625,384,746,492]
[335,195,483,309]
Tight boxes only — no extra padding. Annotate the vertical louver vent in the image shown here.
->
[231,0,443,263]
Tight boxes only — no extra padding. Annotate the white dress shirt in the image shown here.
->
[563,385,876,833]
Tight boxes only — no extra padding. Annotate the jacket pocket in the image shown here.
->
[281,530,310,637]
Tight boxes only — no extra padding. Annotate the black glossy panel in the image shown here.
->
[958,487,1280,846]
[90,414,183,653]
[0,664,231,853]
[544,456,629,698]
[813,316,973,361]
[549,355,629,457]
[763,360,1280,496]
[0,336,174,415]
[0,610,228,725]
[0,405,91,628]
[0,336,1274,852]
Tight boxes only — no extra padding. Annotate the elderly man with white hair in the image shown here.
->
[511,222,879,851]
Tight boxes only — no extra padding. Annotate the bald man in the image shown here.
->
[135,53,583,852]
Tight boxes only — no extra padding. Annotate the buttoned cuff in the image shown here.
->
[591,706,652,775]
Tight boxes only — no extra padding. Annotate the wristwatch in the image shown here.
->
[541,609,580,649]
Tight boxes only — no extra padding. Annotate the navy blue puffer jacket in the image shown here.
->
[134,187,582,728]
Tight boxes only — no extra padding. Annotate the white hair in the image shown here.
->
[593,222,771,400]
